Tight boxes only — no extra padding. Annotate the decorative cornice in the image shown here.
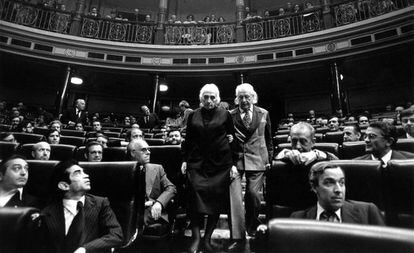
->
[0,7,413,72]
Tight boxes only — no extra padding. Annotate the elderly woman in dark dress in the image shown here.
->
[181,83,237,253]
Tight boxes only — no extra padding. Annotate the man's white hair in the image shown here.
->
[199,83,221,105]
[234,83,258,105]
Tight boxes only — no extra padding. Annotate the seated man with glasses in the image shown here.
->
[400,108,414,139]
[291,162,385,225]
[127,139,176,237]
[354,121,414,163]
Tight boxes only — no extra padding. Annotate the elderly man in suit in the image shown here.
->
[0,155,40,208]
[228,83,273,250]
[137,105,160,130]
[354,121,414,164]
[32,141,51,160]
[291,162,385,225]
[42,159,123,253]
[127,139,176,235]
[62,99,88,127]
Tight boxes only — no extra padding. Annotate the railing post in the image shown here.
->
[235,0,246,42]
[321,0,334,29]
[154,0,168,44]
[69,0,86,36]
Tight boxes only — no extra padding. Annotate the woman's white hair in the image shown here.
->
[234,83,258,105]
[199,83,221,104]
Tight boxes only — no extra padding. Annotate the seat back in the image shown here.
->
[60,136,85,147]
[102,127,123,133]
[313,143,339,157]
[0,207,43,253]
[79,161,140,246]
[146,138,166,145]
[313,160,384,209]
[260,219,414,253]
[385,159,414,228]
[324,131,344,145]
[103,147,127,161]
[340,141,366,159]
[395,139,414,153]
[0,124,11,131]
[104,131,121,138]
[60,129,86,137]
[33,127,49,136]
[266,161,316,218]
[315,127,329,134]
[273,134,289,145]
[149,145,182,187]
[276,129,290,135]
[0,141,19,159]
[12,133,44,145]
[25,160,60,202]
[19,144,76,161]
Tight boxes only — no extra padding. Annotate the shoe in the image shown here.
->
[227,239,246,252]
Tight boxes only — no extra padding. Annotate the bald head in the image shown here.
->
[32,141,51,160]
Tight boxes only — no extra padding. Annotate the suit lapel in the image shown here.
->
[249,106,262,132]
[82,195,96,243]
[341,201,360,224]
[306,205,317,219]
[145,164,156,198]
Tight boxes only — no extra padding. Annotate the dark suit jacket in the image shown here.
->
[230,106,273,171]
[4,190,42,209]
[137,113,160,129]
[62,108,88,125]
[182,107,237,170]
[290,200,385,225]
[144,163,176,224]
[354,149,414,160]
[42,194,123,253]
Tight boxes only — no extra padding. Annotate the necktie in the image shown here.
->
[77,111,82,119]
[242,110,251,128]
[65,201,84,252]
[320,211,338,222]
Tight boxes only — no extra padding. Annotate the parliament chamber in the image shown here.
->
[1,0,414,252]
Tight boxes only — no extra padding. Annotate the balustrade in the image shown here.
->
[0,0,411,45]
[164,22,235,45]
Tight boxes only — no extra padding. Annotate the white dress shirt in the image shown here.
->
[240,105,253,122]
[0,188,22,207]
[63,196,85,235]
[371,150,392,167]
[316,202,342,223]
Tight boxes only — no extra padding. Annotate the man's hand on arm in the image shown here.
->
[151,202,162,220]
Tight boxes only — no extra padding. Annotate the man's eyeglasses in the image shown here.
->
[402,118,414,124]
[365,133,384,140]
[140,147,151,153]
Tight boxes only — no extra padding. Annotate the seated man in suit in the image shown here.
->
[276,122,338,166]
[0,155,40,208]
[127,139,176,235]
[400,108,414,139]
[42,159,123,253]
[354,121,414,164]
[32,141,51,160]
[291,162,385,225]
[84,141,103,162]
[343,124,362,142]
[126,128,143,142]
[49,120,62,132]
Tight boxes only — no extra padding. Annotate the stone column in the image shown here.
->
[59,66,71,115]
[330,62,344,112]
[235,0,245,42]
[154,0,168,44]
[69,0,86,35]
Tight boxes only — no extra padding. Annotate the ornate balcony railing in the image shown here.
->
[80,17,155,44]
[164,22,235,45]
[244,8,323,41]
[0,0,72,33]
[332,0,411,27]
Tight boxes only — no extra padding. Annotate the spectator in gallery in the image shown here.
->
[49,120,62,132]
[75,123,84,132]
[400,108,414,139]
[343,124,362,142]
[358,115,370,128]
[32,141,51,160]
[84,141,103,162]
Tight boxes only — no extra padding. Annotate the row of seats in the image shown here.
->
[274,139,414,159]
[266,159,414,228]
[256,219,414,253]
